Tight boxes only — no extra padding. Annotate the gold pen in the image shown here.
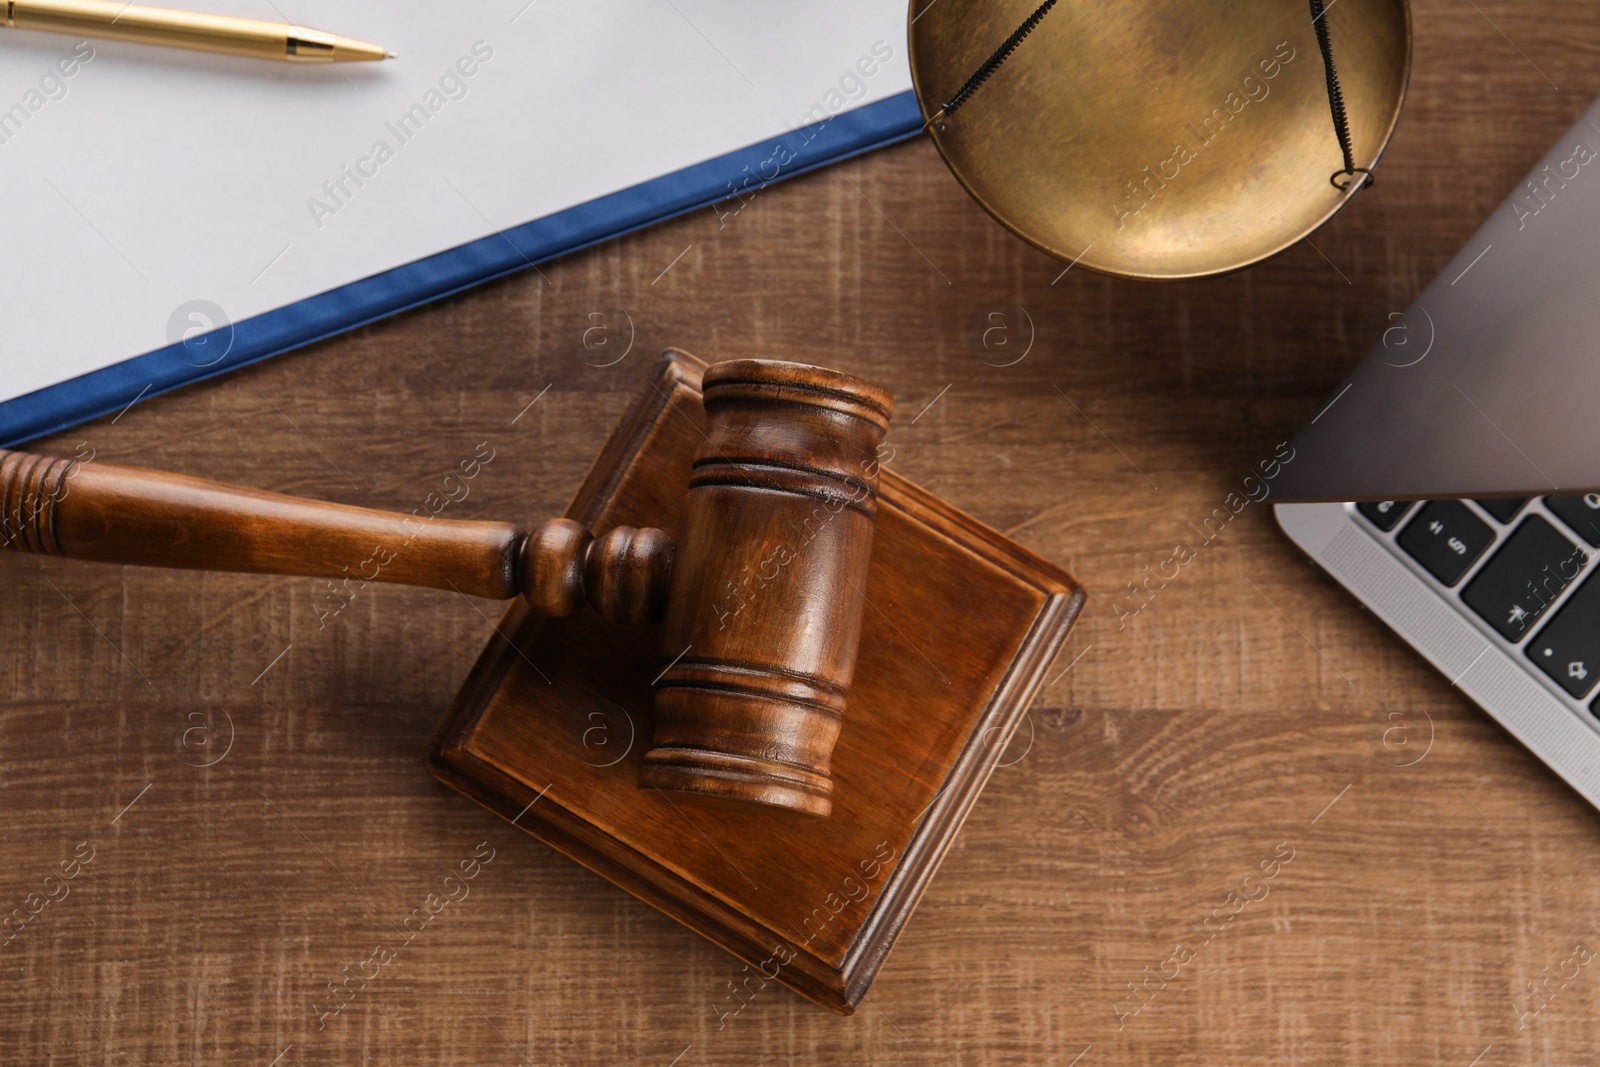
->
[0,0,395,62]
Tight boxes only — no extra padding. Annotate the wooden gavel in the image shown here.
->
[0,359,894,816]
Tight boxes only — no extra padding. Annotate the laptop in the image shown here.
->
[1273,95,1600,808]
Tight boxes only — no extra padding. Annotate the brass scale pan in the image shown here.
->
[908,0,1411,280]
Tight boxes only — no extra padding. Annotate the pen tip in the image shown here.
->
[386,51,398,59]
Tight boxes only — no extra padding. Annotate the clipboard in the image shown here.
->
[0,2,919,444]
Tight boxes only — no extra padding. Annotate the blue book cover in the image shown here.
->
[0,91,923,446]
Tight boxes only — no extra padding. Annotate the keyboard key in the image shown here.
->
[1528,573,1600,699]
[1463,516,1585,640]
[1357,500,1413,531]
[1546,494,1600,547]
[1398,501,1495,586]
[1474,498,1528,523]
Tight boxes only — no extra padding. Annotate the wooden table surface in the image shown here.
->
[7,2,1600,1063]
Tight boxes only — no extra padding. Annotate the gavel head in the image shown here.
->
[516,359,894,815]
[640,359,894,816]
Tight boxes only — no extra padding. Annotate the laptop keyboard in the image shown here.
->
[1355,495,1600,716]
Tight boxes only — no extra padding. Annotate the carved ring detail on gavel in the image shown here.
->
[0,359,894,816]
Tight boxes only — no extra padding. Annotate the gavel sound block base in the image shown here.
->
[428,350,1086,1013]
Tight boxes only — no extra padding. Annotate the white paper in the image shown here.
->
[0,0,912,403]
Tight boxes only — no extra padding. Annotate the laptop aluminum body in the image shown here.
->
[1275,96,1600,808]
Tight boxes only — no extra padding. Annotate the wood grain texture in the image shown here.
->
[429,349,1083,1012]
[643,357,896,815]
[2,354,909,815]
[0,442,527,598]
[6,1,1600,1061]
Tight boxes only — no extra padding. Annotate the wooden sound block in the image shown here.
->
[428,350,1085,1013]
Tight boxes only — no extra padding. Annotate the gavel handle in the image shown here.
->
[0,447,674,624]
